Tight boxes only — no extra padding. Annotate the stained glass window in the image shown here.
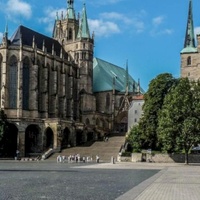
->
[22,57,30,110]
[8,56,17,108]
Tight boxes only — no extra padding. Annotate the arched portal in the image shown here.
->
[76,130,83,146]
[25,125,41,156]
[0,123,18,158]
[87,132,93,142]
[45,127,54,149]
[62,127,70,149]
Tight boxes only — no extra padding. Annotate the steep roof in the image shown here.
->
[77,4,90,39]
[93,57,144,93]
[10,25,67,57]
[181,0,197,53]
[66,0,76,19]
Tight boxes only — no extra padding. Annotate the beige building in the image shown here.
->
[0,0,143,158]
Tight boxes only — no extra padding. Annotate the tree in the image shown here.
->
[139,73,176,150]
[127,125,143,152]
[157,78,200,164]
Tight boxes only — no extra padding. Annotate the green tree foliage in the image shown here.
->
[139,73,176,149]
[127,125,142,152]
[158,78,200,164]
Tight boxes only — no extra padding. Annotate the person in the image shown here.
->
[96,155,100,163]
[16,150,20,160]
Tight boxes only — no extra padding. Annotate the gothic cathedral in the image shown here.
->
[0,0,142,157]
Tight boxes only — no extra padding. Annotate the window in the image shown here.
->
[8,55,18,108]
[22,57,30,110]
[106,93,110,109]
[68,28,72,40]
[135,110,137,114]
[187,56,191,66]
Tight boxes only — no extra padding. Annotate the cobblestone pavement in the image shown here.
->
[1,161,200,200]
[0,161,159,200]
[78,162,200,200]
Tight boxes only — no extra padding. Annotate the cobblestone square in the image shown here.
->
[0,161,159,200]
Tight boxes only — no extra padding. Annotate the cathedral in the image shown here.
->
[0,0,143,158]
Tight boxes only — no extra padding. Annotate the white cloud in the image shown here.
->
[89,0,123,6]
[150,15,173,36]
[100,12,132,24]
[194,27,200,36]
[152,16,164,26]
[88,19,120,37]
[38,7,66,33]
[6,0,32,19]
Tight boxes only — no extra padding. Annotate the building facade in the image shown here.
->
[0,0,143,158]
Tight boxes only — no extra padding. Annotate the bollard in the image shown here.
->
[111,156,115,164]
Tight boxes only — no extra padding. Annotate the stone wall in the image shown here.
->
[128,153,200,163]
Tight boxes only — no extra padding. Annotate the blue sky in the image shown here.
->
[0,0,199,91]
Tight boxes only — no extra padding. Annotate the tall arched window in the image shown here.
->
[22,57,30,110]
[187,56,191,66]
[8,55,18,108]
[106,93,110,110]
[68,28,72,40]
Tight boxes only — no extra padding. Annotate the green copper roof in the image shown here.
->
[181,0,196,53]
[66,0,75,19]
[77,4,90,39]
[93,57,145,93]
[181,46,197,53]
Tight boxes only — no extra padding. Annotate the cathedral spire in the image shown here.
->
[181,0,197,53]
[66,0,75,19]
[77,3,90,39]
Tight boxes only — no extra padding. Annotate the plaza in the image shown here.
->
[0,160,200,200]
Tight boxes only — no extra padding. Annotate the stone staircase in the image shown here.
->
[48,133,126,162]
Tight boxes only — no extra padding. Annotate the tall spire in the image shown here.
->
[181,0,197,53]
[77,3,90,39]
[66,0,75,19]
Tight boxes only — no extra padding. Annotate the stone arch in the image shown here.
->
[87,132,94,142]
[62,127,71,149]
[45,127,54,149]
[0,123,18,158]
[25,124,42,156]
[76,130,83,146]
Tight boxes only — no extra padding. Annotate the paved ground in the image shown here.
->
[0,160,200,200]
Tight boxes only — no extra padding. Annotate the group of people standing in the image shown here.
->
[56,154,100,163]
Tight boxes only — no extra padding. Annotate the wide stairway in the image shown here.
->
[49,133,126,163]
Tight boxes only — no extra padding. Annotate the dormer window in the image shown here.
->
[187,56,191,66]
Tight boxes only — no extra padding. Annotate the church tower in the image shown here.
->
[181,0,200,81]
[53,0,94,94]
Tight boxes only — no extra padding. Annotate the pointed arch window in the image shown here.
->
[106,93,110,110]
[68,28,73,40]
[23,57,30,110]
[187,56,191,66]
[8,55,18,108]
